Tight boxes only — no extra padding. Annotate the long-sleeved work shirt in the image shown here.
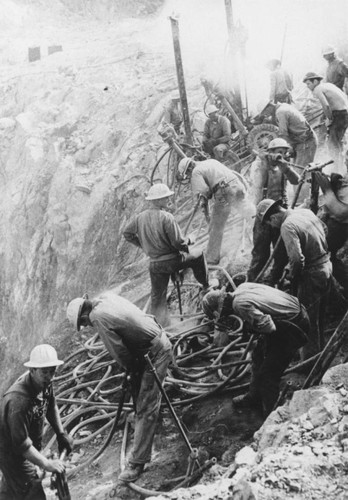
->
[0,372,57,457]
[203,115,231,144]
[276,103,313,145]
[269,67,293,101]
[252,155,299,205]
[161,100,183,132]
[231,282,301,334]
[326,57,348,90]
[280,208,329,278]
[90,292,168,370]
[123,207,189,262]
[313,82,348,116]
[191,159,244,199]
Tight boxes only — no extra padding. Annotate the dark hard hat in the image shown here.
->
[259,198,283,224]
[303,72,323,83]
[202,290,227,319]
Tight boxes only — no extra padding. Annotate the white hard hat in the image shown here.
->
[145,183,174,200]
[24,344,64,368]
[67,297,85,331]
[267,138,290,150]
[206,104,219,115]
[177,157,194,180]
[322,45,336,56]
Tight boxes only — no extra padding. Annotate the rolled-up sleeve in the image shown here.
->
[5,396,33,455]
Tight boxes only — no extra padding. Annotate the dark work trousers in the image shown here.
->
[248,305,309,417]
[129,333,172,465]
[328,110,348,171]
[326,217,348,297]
[247,216,288,284]
[298,260,332,359]
[149,250,208,327]
[0,454,46,500]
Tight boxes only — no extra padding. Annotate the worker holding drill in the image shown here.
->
[67,291,172,483]
[0,344,72,500]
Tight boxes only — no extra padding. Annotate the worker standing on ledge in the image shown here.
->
[67,291,172,483]
[322,45,348,91]
[123,183,209,327]
[0,344,73,500]
[178,157,255,265]
[266,58,293,104]
[202,284,309,417]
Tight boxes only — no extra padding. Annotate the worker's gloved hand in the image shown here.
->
[187,234,195,245]
[325,117,332,128]
[199,194,208,209]
[57,432,73,456]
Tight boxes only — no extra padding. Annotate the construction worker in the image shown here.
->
[159,91,183,135]
[177,157,255,265]
[266,59,293,104]
[270,102,317,203]
[303,72,348,173]
[123,183,209,327]
[0,344,72,500]
[247,139,300,284]
[66,291,172,483]
[202,284,309,417]
[261,199,332,360]
[322,45,348,91]
[202,104,232,162]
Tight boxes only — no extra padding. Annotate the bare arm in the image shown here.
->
[23,446,65,473]
[314,87,332,120]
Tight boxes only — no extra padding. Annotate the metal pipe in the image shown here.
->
[224,0,243,115]
[169,15,193,145]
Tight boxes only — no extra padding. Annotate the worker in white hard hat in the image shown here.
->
[202,103,233,161]
[66,291,172,483]
[0,344,73,499]
[304,71,348,173]
[177,157,255,265]
[267,101,318,204]
[322,45,348,91]
[123,182,209,327]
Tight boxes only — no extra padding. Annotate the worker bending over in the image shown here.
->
[178,157,255,265]
[67,291,172,483]
[124,183,209,327]
[203,283,309,417]
[0,345,72,500]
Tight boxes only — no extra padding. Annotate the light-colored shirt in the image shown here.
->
[124,207,189,262]
[280,208,329,278]
[90,292,169,370]
[276,103,312,145]
[313,82,348,114]
[203,115,231,144]
[231,282,301,334]
[270,67,293,101]
[191,159,245,199]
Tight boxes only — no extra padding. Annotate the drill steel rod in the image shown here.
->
[169,15,194,145]
[224,0,243,115]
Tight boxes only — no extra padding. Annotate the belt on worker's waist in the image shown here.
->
[305,254,330,269]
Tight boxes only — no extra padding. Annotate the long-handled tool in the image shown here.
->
[51,450,71,500]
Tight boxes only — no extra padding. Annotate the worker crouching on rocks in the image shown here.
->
[123,183,210,327]
[67,291,172,483]
[178,157,255,265]
[0,344,73,500]
[202,284,309,417]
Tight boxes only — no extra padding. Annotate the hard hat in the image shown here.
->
[24,344,64,368]
[259,198,283,224]
[303,72,323,83]
[177,157,194,180]
[202,290,229,319]
[267,138,290,150]
[145,183,174,200]
[206,104,219,115]
[67,297,86,331]
[322,45,336,56]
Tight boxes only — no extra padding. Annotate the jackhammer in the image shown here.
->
[50,450,71,500]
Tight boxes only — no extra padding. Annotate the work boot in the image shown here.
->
[232,393,262,410]
[118,463,144,483]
